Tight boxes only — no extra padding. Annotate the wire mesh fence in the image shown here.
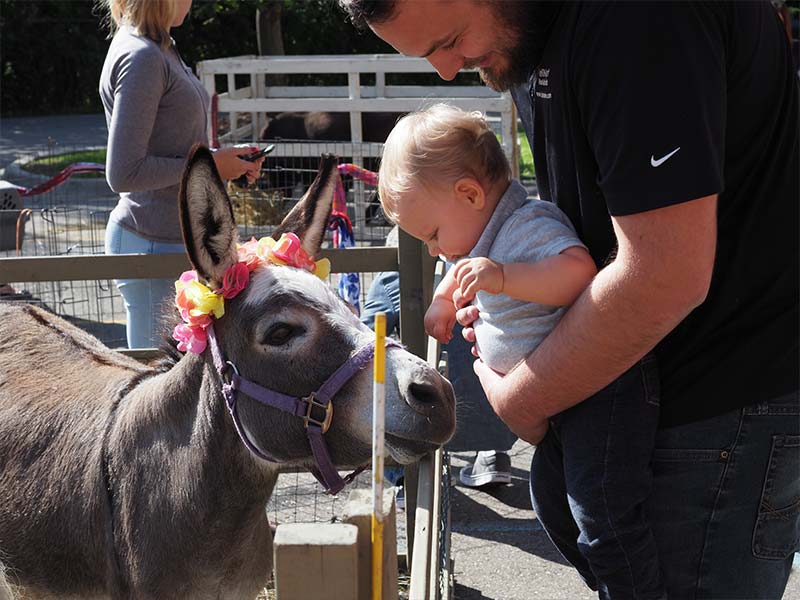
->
[0,141,395,349]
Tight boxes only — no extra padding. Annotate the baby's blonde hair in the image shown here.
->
[98,0,178,49]
[378,103,511,223]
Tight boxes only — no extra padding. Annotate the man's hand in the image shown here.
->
[424,296,456,343]
[472,358,550,445]
[452,258,504,305]
[455,304,480,355]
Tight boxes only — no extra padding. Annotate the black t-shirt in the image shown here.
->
[513,1,799,427]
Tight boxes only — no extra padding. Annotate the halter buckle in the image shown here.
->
[302,392,334,433]
[222,360,240,385]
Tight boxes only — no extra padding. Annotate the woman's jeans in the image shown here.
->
[531,356,664,600]
[105,220,184,349]
[532,384,799,599]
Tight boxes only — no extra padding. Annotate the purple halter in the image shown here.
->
[206,324,399,495]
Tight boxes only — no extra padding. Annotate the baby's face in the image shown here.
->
[395,181,488,262]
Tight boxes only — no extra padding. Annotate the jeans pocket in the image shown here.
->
[752,434,800,559]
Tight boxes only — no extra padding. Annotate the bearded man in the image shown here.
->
[339,2,799,599]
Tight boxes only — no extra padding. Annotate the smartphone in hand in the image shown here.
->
[233,144,275,186]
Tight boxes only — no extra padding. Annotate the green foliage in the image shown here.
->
[518,127,535,179]
[23,148,107,178]
[0,0,470,116]
[281,0,390,55]
[1,0,395,116]
[1,0,110,116]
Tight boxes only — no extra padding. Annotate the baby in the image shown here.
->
[378,103,596,373]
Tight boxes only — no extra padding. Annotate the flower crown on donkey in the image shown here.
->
[173,232,331,354]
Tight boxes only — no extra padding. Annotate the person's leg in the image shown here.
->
[459,449,512,486]
[360,270,405,496]
[530,428,598,591]
[445,324,517,453]
[647,391,799,599]
[556,356,664,599]
[105,222,182,349]
[360,270,400,334]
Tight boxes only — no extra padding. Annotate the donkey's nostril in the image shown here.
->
[406,381,442,415]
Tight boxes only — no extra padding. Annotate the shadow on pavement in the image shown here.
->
[448,471,571,567]
[453,582,494,599]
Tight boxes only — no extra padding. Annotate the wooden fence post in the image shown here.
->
[344,488,398,600]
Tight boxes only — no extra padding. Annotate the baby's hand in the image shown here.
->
[453,257,504,303]
[424,297,456,344]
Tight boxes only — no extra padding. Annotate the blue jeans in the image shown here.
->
[647,392,799,599]
[104,220,184,349]
[531,355,663,600]
[533,380,799,599]
[361,271,401,335]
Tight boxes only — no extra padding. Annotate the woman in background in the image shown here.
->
[98,0,261,348]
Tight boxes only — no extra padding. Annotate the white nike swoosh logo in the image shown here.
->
[650,147,681,167]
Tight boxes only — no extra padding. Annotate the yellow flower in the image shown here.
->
[256,237,278,263]
[184,279,225,320]
[314,258,331,280]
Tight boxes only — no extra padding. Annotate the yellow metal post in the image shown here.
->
[371,313,386,600]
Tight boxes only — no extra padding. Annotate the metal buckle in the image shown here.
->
[302,392,333,433]
[222,360,239,385]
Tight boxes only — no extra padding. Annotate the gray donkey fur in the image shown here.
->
[0,146,456,600]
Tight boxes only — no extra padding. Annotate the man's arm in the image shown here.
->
[467,194,718,443]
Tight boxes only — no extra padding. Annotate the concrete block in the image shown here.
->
[274,522,359,600]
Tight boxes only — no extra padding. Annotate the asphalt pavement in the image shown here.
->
[1,113,797,600]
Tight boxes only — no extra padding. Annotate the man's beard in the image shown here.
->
[478,1,562,91]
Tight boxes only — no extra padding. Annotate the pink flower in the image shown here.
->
[220,262,250,299]
[237,237,261,271]
[272,232,315,272]
[179,308,211,329]
[172,323,208,354]
[178,270,199,283]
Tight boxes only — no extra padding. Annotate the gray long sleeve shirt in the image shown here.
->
[99,26,210,242]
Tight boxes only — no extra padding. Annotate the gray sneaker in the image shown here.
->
[459,450,512,487]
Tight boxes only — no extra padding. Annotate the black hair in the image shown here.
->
[336,0,398,30]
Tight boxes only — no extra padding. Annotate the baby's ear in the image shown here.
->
[453,177,486,210]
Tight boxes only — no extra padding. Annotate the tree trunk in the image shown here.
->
[256,2,284,56]
[256,1,287,134]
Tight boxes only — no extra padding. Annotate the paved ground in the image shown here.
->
[448,443,593,600]
[0,113,108,172]
[2,114,798,600]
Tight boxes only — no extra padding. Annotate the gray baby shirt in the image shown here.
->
[469,180,586,374]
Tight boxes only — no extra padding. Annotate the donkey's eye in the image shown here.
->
[262,323,299,346]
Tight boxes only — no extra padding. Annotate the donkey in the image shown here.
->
[0,146,455,600]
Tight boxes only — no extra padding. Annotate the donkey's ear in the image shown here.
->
[179,144,239,284]
[272,154,337,256]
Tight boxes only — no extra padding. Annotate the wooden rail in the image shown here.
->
[0,247,398,283]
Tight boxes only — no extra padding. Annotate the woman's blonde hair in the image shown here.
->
[98,0,178,49]
[378,103,511,223]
